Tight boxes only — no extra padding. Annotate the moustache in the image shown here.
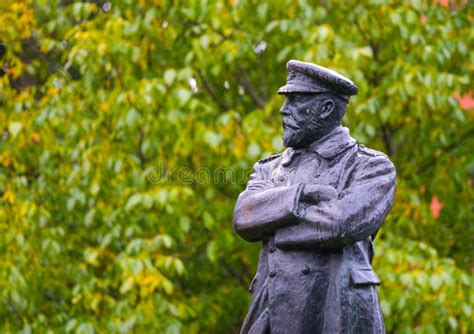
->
[282,118,299,130]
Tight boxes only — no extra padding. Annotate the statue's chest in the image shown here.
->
[271,154,342,188]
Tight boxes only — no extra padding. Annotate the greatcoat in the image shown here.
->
[233,126,396,334]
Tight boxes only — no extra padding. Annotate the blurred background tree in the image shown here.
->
[0,0,472,333]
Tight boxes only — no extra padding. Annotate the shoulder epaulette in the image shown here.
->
[357,144,388,158]
[258,153,282,164]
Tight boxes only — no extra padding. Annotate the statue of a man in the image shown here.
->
[233,60,396,334]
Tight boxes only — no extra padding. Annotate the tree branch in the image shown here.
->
[219,259,250,289]
[198,71,230,110]
[7,300,24,326]
[417,127,474,174]
[381,123,395,156]
[137,128,147,168]
[238,67,266,108]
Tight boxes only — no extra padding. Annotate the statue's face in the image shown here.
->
[280,93,334,148]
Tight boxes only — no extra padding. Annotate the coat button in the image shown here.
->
[269,270,276,277]
[302,266,310,275]
[269,246,276,253]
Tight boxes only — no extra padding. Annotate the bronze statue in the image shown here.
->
[233,60,396,333]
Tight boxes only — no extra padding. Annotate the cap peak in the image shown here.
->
[278,60,358,98]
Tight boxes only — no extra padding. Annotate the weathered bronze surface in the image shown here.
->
[233,60,396,334]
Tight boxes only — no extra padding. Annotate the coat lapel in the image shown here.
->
[310,126,356,159]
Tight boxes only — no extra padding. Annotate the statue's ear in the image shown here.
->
[320,99,335,119]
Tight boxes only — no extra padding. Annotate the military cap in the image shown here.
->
[277,60,358,102]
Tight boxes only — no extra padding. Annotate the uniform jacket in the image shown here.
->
[233,126,396,334]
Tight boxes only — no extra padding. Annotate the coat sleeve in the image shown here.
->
[274,155,396,250]
[233,161,304,242]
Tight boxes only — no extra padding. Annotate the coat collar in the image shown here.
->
[309,126,356,159]
[281,126,356,167]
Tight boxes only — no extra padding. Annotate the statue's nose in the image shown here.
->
[280,105,290,116]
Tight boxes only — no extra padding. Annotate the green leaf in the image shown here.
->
[204,131,222,148]
[120,277,134,294]
[164,69,176,85]
[126,194,142,211]
[206,241,217,263]
[8,122,23,138]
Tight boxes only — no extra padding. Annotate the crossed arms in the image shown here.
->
[233,156,396,249]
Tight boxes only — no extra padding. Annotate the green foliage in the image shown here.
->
[375,236,472,333]
[0,0,472,333]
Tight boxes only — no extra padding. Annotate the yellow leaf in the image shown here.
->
[2,190,16,204]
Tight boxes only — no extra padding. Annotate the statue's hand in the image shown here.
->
[247,180,274,191]
[301,184,337,203]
